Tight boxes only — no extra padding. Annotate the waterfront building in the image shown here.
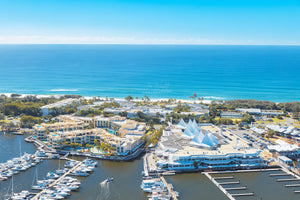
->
[155,119,264,171]
[34,114,147,155]
[47,128,143,155]
[34,121,89,140]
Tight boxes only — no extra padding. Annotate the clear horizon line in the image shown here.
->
[0,43,300,46]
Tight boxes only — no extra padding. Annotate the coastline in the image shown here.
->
[2,92,297,104]
[1,93,216,104]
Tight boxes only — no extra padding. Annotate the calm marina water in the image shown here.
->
[0,45,300,102]
[1,134,300,200]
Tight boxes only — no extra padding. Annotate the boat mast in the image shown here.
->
[11,176,13,197]
[19,140,22,157]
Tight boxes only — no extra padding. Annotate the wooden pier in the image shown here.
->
[31,160,83,200]
[160,176,178,200]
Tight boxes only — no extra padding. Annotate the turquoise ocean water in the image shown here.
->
[0,45,299,102]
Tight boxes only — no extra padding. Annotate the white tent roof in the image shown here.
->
[178,118,187,128]
[189,134,205,147]
[208,132,219,146]
[181,128,194,139]
[189,131,218,148]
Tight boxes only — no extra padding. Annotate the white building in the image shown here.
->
[155,119,264,171]
[41,98,80,116]
[267,139,300,159]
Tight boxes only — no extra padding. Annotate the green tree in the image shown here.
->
[125,95,133,101]
[20,115,42,128]
[267,129,275,138]
[144,95,150,101]
[241,113,255,123]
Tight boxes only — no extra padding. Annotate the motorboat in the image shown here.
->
[46,172,60,179]
[105,177,114,183]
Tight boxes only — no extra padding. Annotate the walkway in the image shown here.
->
[160,176,178,200]
[31,160,83,200]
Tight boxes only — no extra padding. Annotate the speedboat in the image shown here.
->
[82,158,97,167]
[36,150,47,158]
[105,177,114,183]
[64,160,78,168]
[46,172,60,179]
[71,170,88,177]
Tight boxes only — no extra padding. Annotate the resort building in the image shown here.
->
[34,121,89,140]
[34,114,147,155]
[41,98,80,116]
[154,119,265,171]
[267,139,300,159]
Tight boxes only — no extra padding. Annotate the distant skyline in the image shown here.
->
[0,0,300,45]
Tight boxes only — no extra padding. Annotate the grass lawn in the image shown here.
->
[271,118,286,123]
[214,117,241,124]
[256,118,285,124]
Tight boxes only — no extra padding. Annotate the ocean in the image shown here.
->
[0,45,299,102]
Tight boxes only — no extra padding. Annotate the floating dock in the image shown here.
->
[231,193,254,197]
[203,172,236,200]
[225,187,247,190]
[269,173,290,177]
[31,160,83,200]
[219,181,240,185]
[276,178,300,182]
[214,176,234,180]
[160,176,178,200]
[208,168,281,174]
[285,184,300,187]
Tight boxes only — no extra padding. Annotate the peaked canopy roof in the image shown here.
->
[178,118,187,128]
[189,131,219,148]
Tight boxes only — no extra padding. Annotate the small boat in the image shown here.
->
[105,177,114,183]
[36,150,47,158]
[46,172,60,179]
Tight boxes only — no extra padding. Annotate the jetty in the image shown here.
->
[214,176,234,180]
[231,193,254,197]
[269,173,290,177]
[225,186,247,190]
[285,184,300,187]
[31,160,83,200]
[219,181,240,185]
[203,172,236,200]
[160,176,178,200]
[276,178,300,182]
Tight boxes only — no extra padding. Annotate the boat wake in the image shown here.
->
[97,181,110,200]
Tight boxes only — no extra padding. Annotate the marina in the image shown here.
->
[0,152,43,181]
[2,134,300,199]
[203,168,300,200]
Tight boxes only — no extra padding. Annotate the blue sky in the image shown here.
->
[0,0,300,44]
